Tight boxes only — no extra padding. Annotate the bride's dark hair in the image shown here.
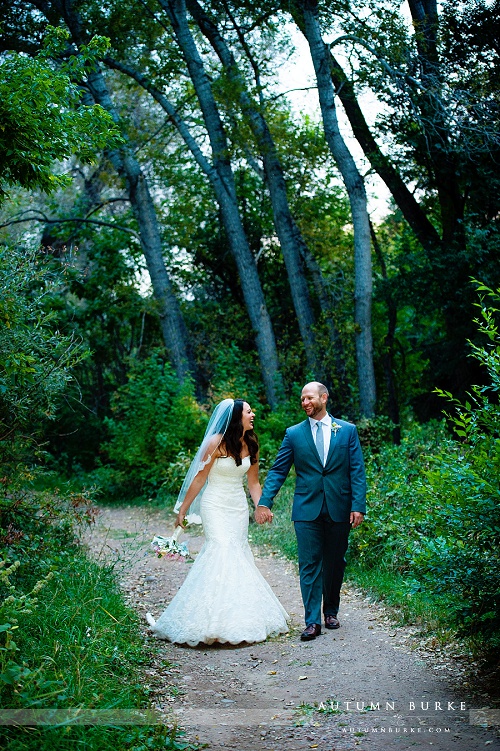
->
[222,399,258,466]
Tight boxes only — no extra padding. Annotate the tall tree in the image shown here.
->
[11,0,194,384]
[86,69,194,383]
[154,0,284,406]
[293,0,376,418]
[321,0,500,404]
[185,0,328,383]
[325,50,441,254]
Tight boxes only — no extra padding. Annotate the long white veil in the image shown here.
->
[173,398,234,524]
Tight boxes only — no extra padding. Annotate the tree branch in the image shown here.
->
[0,212,140,239]
[104,56,222,187]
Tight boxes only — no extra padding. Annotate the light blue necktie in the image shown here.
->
[315,421,325,465]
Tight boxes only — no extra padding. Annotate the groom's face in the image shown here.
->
[301,385,327,419]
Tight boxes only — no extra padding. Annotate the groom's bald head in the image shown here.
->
[303,381,329,398]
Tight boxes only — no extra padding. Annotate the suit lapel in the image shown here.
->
[301,420,324,467]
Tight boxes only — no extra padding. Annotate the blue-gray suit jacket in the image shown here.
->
[259,417,367,522]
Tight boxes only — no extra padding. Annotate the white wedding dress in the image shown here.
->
[147,456,289,646]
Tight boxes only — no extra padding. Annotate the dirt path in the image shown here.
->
[84,505,499,751]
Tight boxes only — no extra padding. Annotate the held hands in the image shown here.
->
[254,505,273,525]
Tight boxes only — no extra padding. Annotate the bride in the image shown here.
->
[146,398,289,646]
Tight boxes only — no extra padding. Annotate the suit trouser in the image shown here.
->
[294,499,351,625]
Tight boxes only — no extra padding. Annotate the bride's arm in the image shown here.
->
[175,435,221,527]
[247,455,263,510]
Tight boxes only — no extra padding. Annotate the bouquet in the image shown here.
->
[151,525,189,560]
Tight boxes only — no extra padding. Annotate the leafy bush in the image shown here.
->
[350,284,500,645]
[356,415,395,453]
[349,420,447,572]
[207,341,265,408]
[99,346,306,498]
[0,545,172,751]
[256,384,304,472]
[0,244,89,464]
[101,353,207,498]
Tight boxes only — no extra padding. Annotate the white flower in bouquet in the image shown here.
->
[151,525,189,559]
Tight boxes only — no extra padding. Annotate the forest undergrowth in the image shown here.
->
[0,475,200,751]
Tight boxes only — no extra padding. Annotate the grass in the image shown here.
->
[294,699,346,727]
[0,546,188,751]
[346,563,458,642]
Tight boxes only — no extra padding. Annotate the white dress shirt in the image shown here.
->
[308,414,332,465]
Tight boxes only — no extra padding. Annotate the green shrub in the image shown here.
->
[0,472,184,750]
[348,420,447,571]
[0,548,174,751]
[208,341,265,408]
[98,348,306,500]
[350,284,500,645]
[414,284,500,639]
[356,415,395,453]
[101,353,207,498]
[0,244,89,465]
[256,385,304,472]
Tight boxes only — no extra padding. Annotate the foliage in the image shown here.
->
[0,560,54,689]
[350,288,500,644]
[0,244,89,463]
[37,220,160,474]
[0,27,120,198]
[254,386,305,472]
[0,461,185,749]
[425,284,500,638]
[0,531,174,750]
[355,415,394,454]
[98,345,305,499]
[101,353,207,498]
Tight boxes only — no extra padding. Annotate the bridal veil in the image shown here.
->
[173,398,234,524]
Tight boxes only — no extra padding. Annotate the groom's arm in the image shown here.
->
[258,430,295,510]
[348,425,367,516]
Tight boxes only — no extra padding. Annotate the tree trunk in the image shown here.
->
[298,0,376,418]
[186,0,326,382]
[326,52,442,254]
[298,241,351,413]
[44,0,193,384]
[370,223,401,444]
[407,0,465,247]
[159,0,282,407]
[85,69,193,383]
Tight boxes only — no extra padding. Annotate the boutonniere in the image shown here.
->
[331,422,342,436]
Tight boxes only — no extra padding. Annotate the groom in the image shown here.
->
[255,382,366,641]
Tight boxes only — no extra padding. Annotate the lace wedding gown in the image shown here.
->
[147,456,289,646]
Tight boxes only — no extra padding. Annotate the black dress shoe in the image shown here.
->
[324,615,340,629]
[300,623,321,641]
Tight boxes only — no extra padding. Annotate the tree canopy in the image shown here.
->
[0,0,499,444]
[0,27,119,198]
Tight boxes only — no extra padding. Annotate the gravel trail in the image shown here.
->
[84,505,499,751]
